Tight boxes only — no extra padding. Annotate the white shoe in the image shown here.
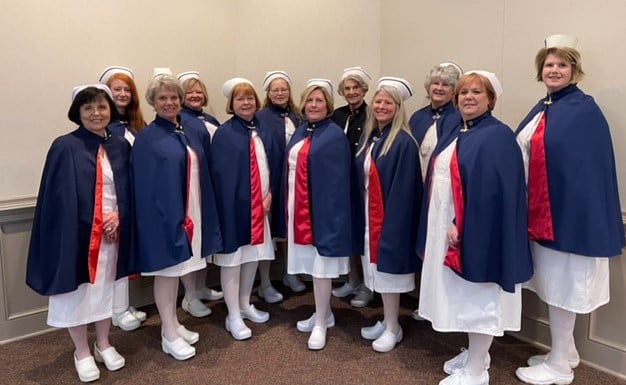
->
[176,325,199,345]
[93,342,125,371]
[439,368,489,385]
[197,287,224,301]
[283,274,306,292]
[240,305,270,323]
[258,285,284,303]
[161,335,195,361]
[296,312,335,332]
[331,282,358,298]
[361,321,385,340]
[527,352,580,369]
[74,354,100,382]
[515,362,574,385]
[128,306,146,322]
[225,317,252,340]
[411,308,425,321]
[350,285,373,308]
[111,310,141,331]
[308,326,327,350]
[372,328,402,353]
[181,297,212,318]
[443,348,491,375]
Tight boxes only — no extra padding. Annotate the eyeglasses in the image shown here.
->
[269,88,289,95]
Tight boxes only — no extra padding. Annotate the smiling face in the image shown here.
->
[184,82,206,111]
[341,78,366,109]
[542,53,573,94]
[304,89,329,123]
[457,79,490,121]
[232,90,257,121]
[268,78,290,108]
[109,78,132,114]
[79,95,111,135]
[154,86,181,123]
[428,78,455,109]
[372,90,397,128]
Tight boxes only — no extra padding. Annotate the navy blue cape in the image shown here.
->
[26,127,133,295]
[355,126,423,274]
[210,115,282,253]
[408,101,458,144]
[516,84,624,257]
[130,115,222,272]
[257,105,302,152]
[279,117,353,256]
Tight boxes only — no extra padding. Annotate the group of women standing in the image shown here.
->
[25,33,623,385]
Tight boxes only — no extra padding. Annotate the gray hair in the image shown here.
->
[145,74,184,107]
[423,64,462,97]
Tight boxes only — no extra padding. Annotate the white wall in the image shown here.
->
[0,0,381,200]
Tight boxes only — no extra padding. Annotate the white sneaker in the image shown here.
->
[443,348,491,375]
[527,352,580,369]
[439,368,489,385]
[350,285,373,308]
[258,285,284,303]
[361,321,385,340]
[283,274,306,292]
[515,362,574,385]
[296,312,335,332]
[197,287,224,301]
[331,282,358,298]
[181,297,212,318]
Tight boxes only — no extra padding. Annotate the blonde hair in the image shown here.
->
[535,46,585,83]
[298,85,334,118]
[181,77,209,108]
[357,86,415,157]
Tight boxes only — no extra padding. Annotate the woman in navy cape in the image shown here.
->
[131,74,222,361]
[255,70,306,302]
[515,35,624,385]
[175,70,224,318]
[281,79,353,350]
[97,65,148,331]
[354,77,422,353]
[418,71,532,385]
[210,77,281,341]
[408,62,462,182]
[26,85,132,382]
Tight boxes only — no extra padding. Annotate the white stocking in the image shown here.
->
[258,260,272,289]
[180,272,197,302]
[240,261,258,310]
[546,305,577,374]
[94,319,112,350]
[381,292,400,333]
[68,325,90,360]
[313,277,332,327]
[154,276,179,341]
[221,266,241,320]
[112,278,129,314]
[466,332,493,376]
[195,268,208,291]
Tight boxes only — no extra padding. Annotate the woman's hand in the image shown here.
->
[103,210,119,243]
[447,224,459,249]
[262,192,272,213]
